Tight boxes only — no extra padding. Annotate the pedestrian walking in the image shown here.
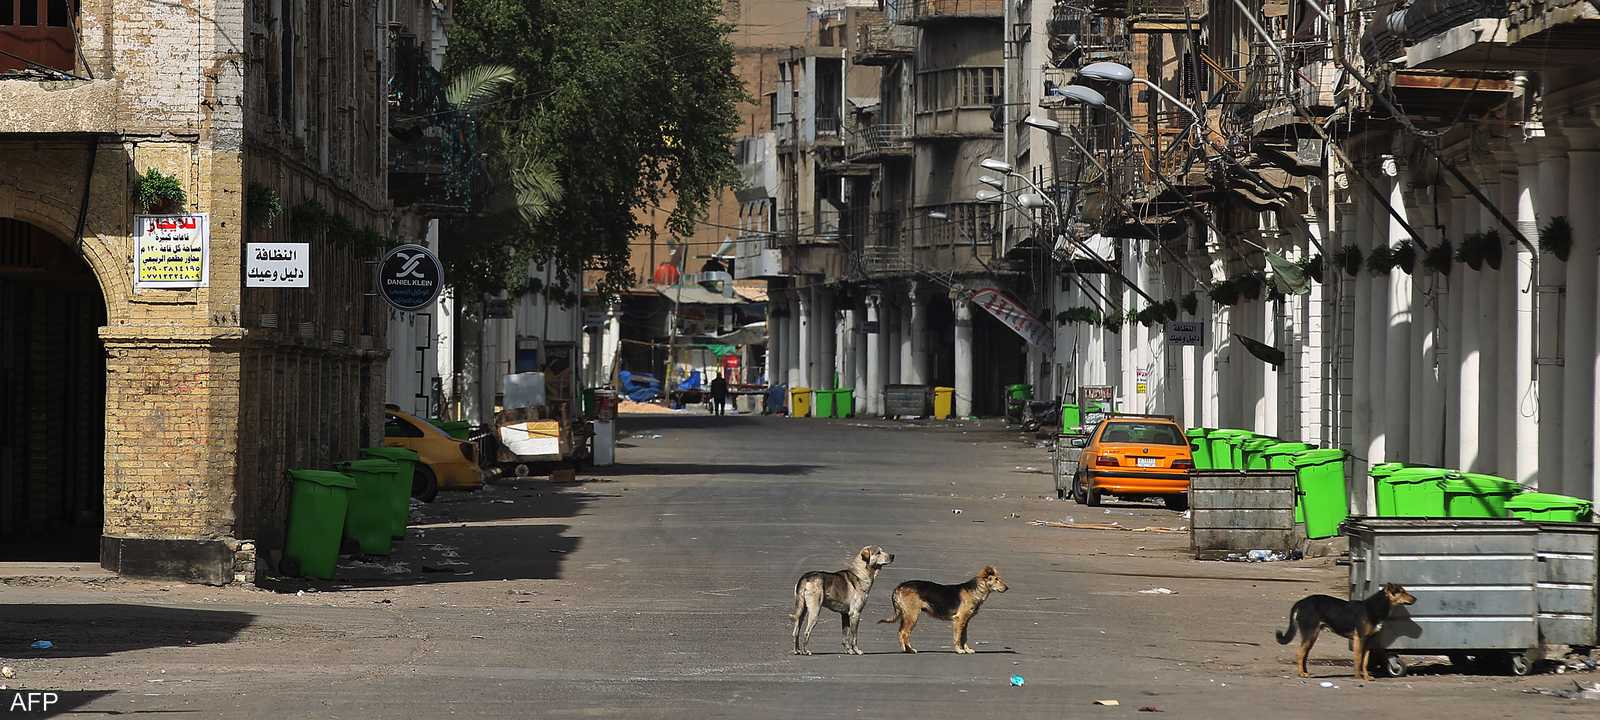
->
[711,373,729,416]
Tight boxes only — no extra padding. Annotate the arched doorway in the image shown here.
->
[0,218,106,561]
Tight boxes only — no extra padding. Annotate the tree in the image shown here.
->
[444,0,743,300]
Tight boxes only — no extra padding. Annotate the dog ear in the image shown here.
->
[861,547,873,562]
[980,565,996,577]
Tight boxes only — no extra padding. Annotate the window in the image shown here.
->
[1099,421,1185,446]
[0,0,78,73]
[384,413,425,438]
[916,67,1003,112]
[279,0,296,127]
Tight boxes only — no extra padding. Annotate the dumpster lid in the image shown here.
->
[337,459,400,474]
[1367,462,1408,478]
[1263,442,1314,456]
[361,447,420,462]
[1244,438,1280,449]
[287,469,357,489]
[1289,448,1345,466]
[1383,467,1451,484]
[1209,429,1255,439]
[1184,427,1208,437]
[1442,472,1521,494]
[1505,492,1593,511]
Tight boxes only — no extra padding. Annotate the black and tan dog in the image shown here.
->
[879,566,1008,654]
[1276,583,1417,680]
[791,545,895,655]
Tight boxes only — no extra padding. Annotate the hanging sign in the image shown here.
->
[245,243,309,288]
[969,287,1052,348]
[378,244,444,311]
[134,214,209,289]
[1166,321,1203,346]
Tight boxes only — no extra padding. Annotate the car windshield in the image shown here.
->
[1099,422,1184,445]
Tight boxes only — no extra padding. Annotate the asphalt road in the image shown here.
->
[0,413,1591,718]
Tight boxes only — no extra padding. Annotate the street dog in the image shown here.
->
[879,565,1008,654]
[1276,583,1417,680]
[790,545,895,655]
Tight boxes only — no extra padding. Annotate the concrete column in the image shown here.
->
[1199,258,1219,427]
[1450,191,1476,470]
[864,293,883,415]
[884,297,902,385]
[955,297,974,418]
[1474,160,1502,472]
[903,282,927,385]
[766,310,780,388]
[840,306,857,392]
[1536,133,1569,491]
[1368,166,1391,470]
[817,289,836,388]
[797,288,814,389]
[601,301,622,385]
[1351,170,1374,480]
[852,301,868,402]
[1384,168,1412,463]
[1510,152,1536,486]
[1335,200,1359,456]
[1409,187,1442,466]
[1566,124,1600,501]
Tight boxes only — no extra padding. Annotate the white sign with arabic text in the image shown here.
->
[134,214,210,289]
[245,243,310,288]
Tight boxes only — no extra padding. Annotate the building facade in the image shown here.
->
[0,1,446,582]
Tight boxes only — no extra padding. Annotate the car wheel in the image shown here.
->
[1163,494,1189,512]
[1056,487,1068,500]
[412,464,439,503]
[1084,481,1102,507]
[1071,473,1087,504]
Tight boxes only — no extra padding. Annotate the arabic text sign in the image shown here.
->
[1166,321,1204,346]
[969,287,1052,348]
[245,243,310,288]
[134,214,209,289]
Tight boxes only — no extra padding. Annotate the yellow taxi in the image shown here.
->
[383,405,483,501]
[1070,414,1194,510]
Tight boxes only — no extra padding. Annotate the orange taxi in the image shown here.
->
[1069,414,1194,510]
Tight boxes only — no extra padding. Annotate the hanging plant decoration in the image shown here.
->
[1332,246,1363,277]
[1102,314,1124,334]
[1541,216,1573,261]
[1236,272,1265,301]
[1135,305,1164,328]
[1391,240,1417,275]
[1456,231,1485,270]
[135,168,187,214]
[245,183,283,230]
[1365,244,1396,276]
[1298,253,1324,284]
[1180,291,1199,315]
[1482,229,1504,270]
[1160,299,1179,322]
[1057,306,1102,326]
[1424,238,1454,275]
[1208,277,1240,306]
[291,200,332,240]
[1056,310,1070,327]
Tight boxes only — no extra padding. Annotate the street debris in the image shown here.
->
[1555,657,1598,674]
[29,641,52,650]
[1319,682,1337,689]
[1138,707,1162,713]
[952,509,963,515]
[1094,699,1120,706]
[1137,588,1177,595]
[1010,675,1025,687]
[1028,519,1184,533]
[1524,681,1600,700]
[490,499,516,504]
[1,667,13,679]
[1223,549,1303,563]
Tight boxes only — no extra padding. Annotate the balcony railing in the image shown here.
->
[899,0,1003,25]
[1507,0,1596,44]
[845,124,912,162]
[0,0,77,74]
[816,115,842,136]
[854,20,915,65]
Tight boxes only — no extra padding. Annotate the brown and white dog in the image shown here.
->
[791,545,895,655]
[880,566,1008,654]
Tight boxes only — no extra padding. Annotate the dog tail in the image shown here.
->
[790,578,804,622]
[878,595,903,624]
[1275,604,1298,645]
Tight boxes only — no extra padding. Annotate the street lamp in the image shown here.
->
[980,158,1013,174]
[978,174,1006,190]
[975,188,1003,203]
[928,210,949,220]
[1078,62,1202,130]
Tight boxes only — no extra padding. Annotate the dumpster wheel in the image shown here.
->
[1507,652,1533,676]
[1379,654,1406,678]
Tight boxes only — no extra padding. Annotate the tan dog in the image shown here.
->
[790,545,895,655]
[880,566,1008,654]
[1276,583,1417,680]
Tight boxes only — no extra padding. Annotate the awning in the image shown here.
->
[707,321,767,346]
[656,285,746,305]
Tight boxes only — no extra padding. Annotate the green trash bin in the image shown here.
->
[1262,442,1314,520]
[360,447,419,539]
[336,459,402,555]
[1506,492,1594,523]
[1207,430,1252,471]
[814,389,838,418]
[1375,468,1452,517]
[431,419,471,440]
[836,388,855,418]
[1243,438,1281,470]
[1443,472,1522,518]
[580,388,597,417]
[1290,449,1348,539]
[1007,383,1033,400]
[283,469,357,579]
[1186,428,1213,470]
[1062,404,1083,434]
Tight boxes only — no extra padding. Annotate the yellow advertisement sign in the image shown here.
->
[134,214,210,289]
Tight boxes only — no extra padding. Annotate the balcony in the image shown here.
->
[898,0,1002,26]
[0,1,77,75]
[388,34,471,213]
[846,123,913,162]
[854,20,915,66]
[1509,0,1600,48]
[859,212,912,277]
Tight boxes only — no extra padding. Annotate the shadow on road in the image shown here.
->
[0,604,253,658]
[591,462,822,477]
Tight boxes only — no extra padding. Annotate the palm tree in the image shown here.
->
[445,64,563,227]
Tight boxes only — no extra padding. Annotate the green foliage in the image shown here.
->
[1056,306,1102,326]
[1297,253,1324,284]
[1332,246,1362,277]
[1391,240,1416,275]
[445,64,519,109]
[1365,244,1396,276]
[1456,230,1503,271]
[246,183,283,229]
[1101,314,1124,334]
[135,168,186,213]
[445,0,744,298]
[1208,277,1241,306]
[289,200,388,254]
[1541,215,1573,261]
[1180,291,1199,315]
[1424,238,1453,275]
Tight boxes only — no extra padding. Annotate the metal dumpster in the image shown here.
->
[1189,470,1300,560]
[884,384,929,419]
[1053,434,1087,500]
[1529,521,1599,650]
[1345,518,1540,676]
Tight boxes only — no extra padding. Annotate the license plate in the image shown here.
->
[1136,458,1159,468]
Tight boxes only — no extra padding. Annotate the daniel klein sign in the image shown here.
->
[969,287,1053,348]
